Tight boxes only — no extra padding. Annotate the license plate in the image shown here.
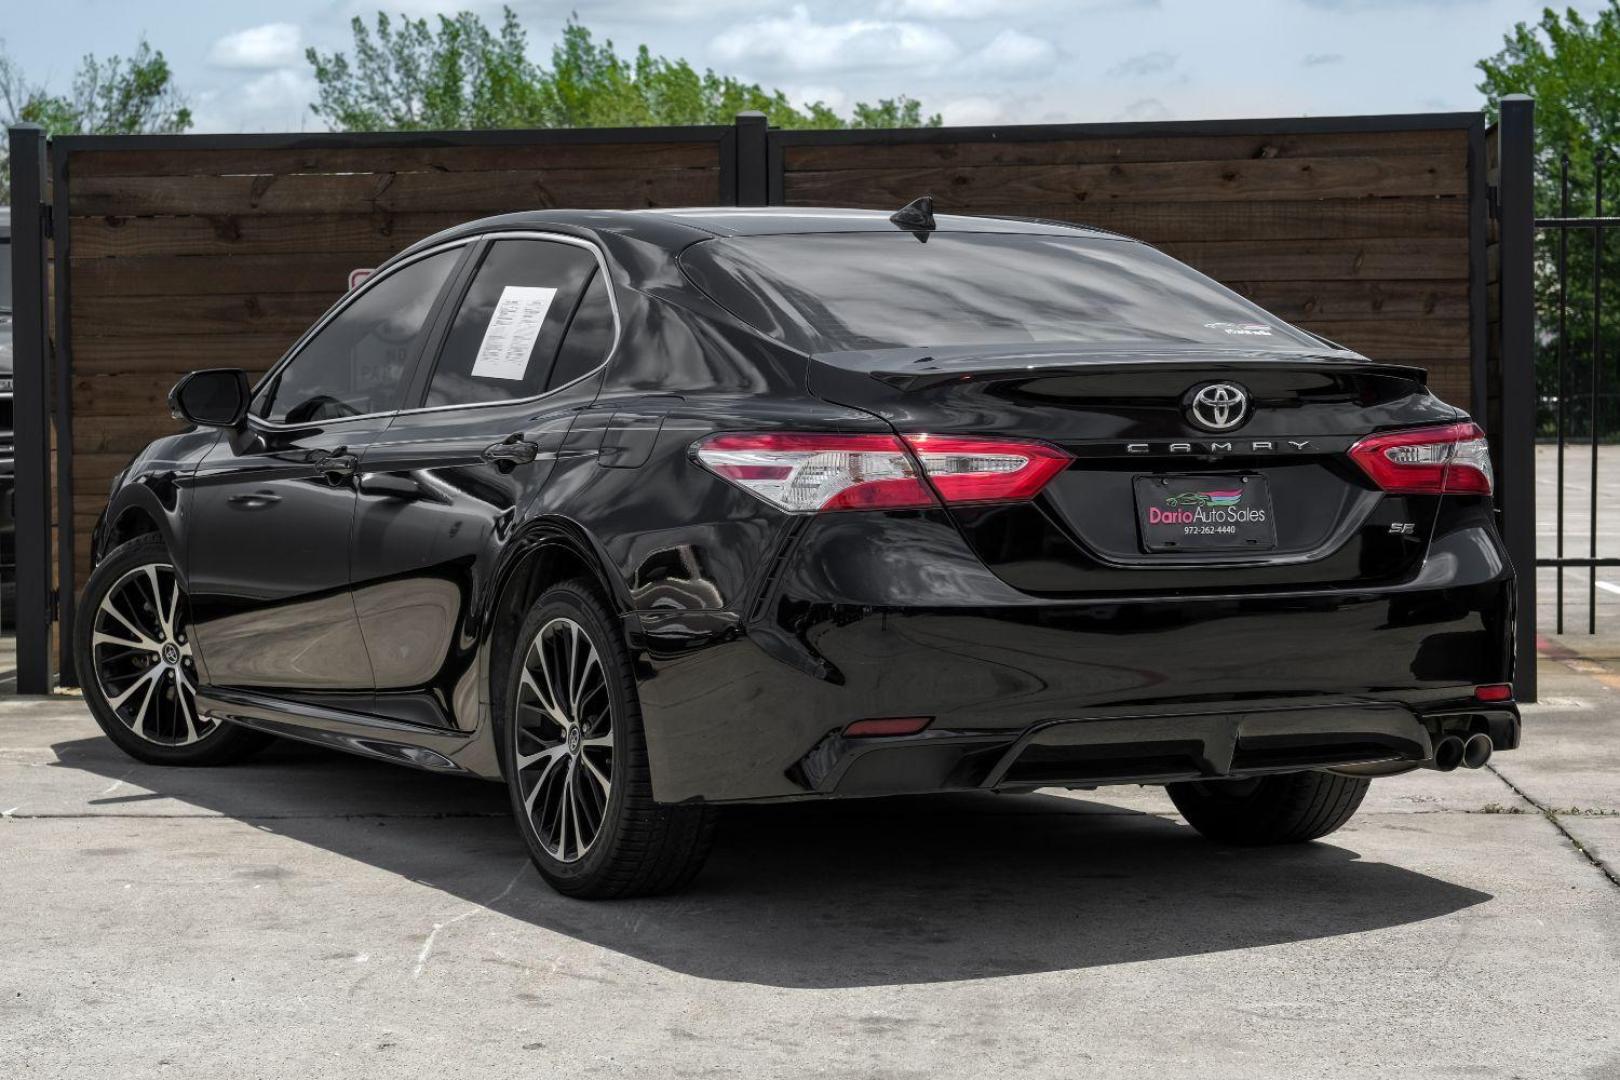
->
[1134,474,1277,553]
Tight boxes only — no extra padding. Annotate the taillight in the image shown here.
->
[902,434,1072,504]
[693,432,1071,513]
[1348,422,1494,495]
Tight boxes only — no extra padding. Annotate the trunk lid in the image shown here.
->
[807,343,1461,596]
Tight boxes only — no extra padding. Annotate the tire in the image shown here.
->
[1167,770,1370,845]
[74,535,272,766]
[502,580,717,899]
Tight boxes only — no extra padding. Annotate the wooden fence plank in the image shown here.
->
[69,141,722,178]
[782,129,1468,171]
[72,211,468,259]
[73,332,298,374]
[68,167,722,216]
[1159,238,1468,281]
[784,155,1466,208]
[71,253,359,297]
[73,292,334,338]
[1228,279,1471,321]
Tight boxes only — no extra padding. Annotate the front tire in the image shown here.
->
[1167,771,1370,845]
[503,580,717,899]
[74,535,271,766]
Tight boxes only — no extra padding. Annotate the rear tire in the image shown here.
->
[1167,770,1370,845]
[74,535,272,766]
[502,580,717,899]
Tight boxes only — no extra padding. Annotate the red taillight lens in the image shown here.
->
[1475,683,1513,702]
[901,434,1072,505]
[1348,422,1494,495]
[694,432,1070,513]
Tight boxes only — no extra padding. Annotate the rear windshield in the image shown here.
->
[680,232,1322,354]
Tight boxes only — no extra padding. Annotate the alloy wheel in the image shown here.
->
[513,617,614,863]
[90,563,213,746]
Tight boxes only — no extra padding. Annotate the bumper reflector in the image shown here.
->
[1474,683,1513,702]
[844,716,933,738]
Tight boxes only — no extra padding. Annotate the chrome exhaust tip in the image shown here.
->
[1462,732,1494,770]
[1428,734,1465,772]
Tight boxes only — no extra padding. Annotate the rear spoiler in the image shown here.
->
[811,344,1428,393]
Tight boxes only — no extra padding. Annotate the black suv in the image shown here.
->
[76,207,1518,898]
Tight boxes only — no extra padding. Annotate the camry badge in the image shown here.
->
[1186,382,1250,432]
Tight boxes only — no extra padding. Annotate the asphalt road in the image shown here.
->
[1,653,1616,1080]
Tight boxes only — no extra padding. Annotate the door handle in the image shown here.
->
[226,490,282,510]
[482,434,540,472]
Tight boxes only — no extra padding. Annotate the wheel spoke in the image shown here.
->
[99,594,158,651]
[516,742,568,772]
[580,752,611,803]
[519,666,567,729]
[522,748,567,816]
[175,674,200,744]
[93,629,159,654]
[144,566,169,638]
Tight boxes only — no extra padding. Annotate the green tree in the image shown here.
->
[1,39,191,203]
[307,10,942,132]
[1478,4,1620,437]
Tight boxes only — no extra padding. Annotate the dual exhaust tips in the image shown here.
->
[1426,732,1494,772]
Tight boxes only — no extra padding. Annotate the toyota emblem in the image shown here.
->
[1186,382,1250,432]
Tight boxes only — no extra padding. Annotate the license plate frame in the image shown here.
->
[1133,473,1277,553]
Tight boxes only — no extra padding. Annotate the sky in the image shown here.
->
[0,0,1601,133]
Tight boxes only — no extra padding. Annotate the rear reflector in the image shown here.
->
[694,432,1070,513]
[1474,683,1513,702]
[1348,422,1494,496]
[844,716,933,738]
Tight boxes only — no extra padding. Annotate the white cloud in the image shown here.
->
[192,67,318,133]
[711,5,960,74]
[1302,53,1346,66]
[207,23,303,70]
[939,96,1011,126]
[1108,51,1176,78]
[1114,97,1172,122]
[881,0,1151,14]
[965,29,1058,76]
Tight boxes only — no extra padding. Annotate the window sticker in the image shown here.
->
[471,285,558,381]
[1204,321,1273,337]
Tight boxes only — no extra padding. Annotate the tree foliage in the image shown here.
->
[307,11,941,132]
[1479,4,1620,437]
[0,39,191,203]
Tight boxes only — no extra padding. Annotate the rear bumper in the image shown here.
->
[631,510,1516,804]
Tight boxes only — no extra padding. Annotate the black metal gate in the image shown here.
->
[1534,141,1620,634]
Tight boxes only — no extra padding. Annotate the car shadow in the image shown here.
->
[51,734,1492,990]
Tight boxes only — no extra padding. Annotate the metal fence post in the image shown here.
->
[734,112,768,207]
[8,125,53,694]
[1498,95,1538,701]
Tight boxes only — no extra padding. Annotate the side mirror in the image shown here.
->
[169,369,251,428]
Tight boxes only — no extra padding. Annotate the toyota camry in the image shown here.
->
[75,201,1519,898]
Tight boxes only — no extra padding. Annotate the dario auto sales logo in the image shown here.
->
[1148,488,1268,525]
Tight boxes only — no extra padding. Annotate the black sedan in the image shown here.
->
[76,204,1518,897]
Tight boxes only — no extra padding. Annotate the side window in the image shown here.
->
[258,248,460,424]
[548,271,615,390]
[425,239,599,408]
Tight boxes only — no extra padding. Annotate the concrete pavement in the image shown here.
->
[1,661,1617,1079]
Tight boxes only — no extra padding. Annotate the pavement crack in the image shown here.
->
[1487,764,1620,890]
[412,861,531,979]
